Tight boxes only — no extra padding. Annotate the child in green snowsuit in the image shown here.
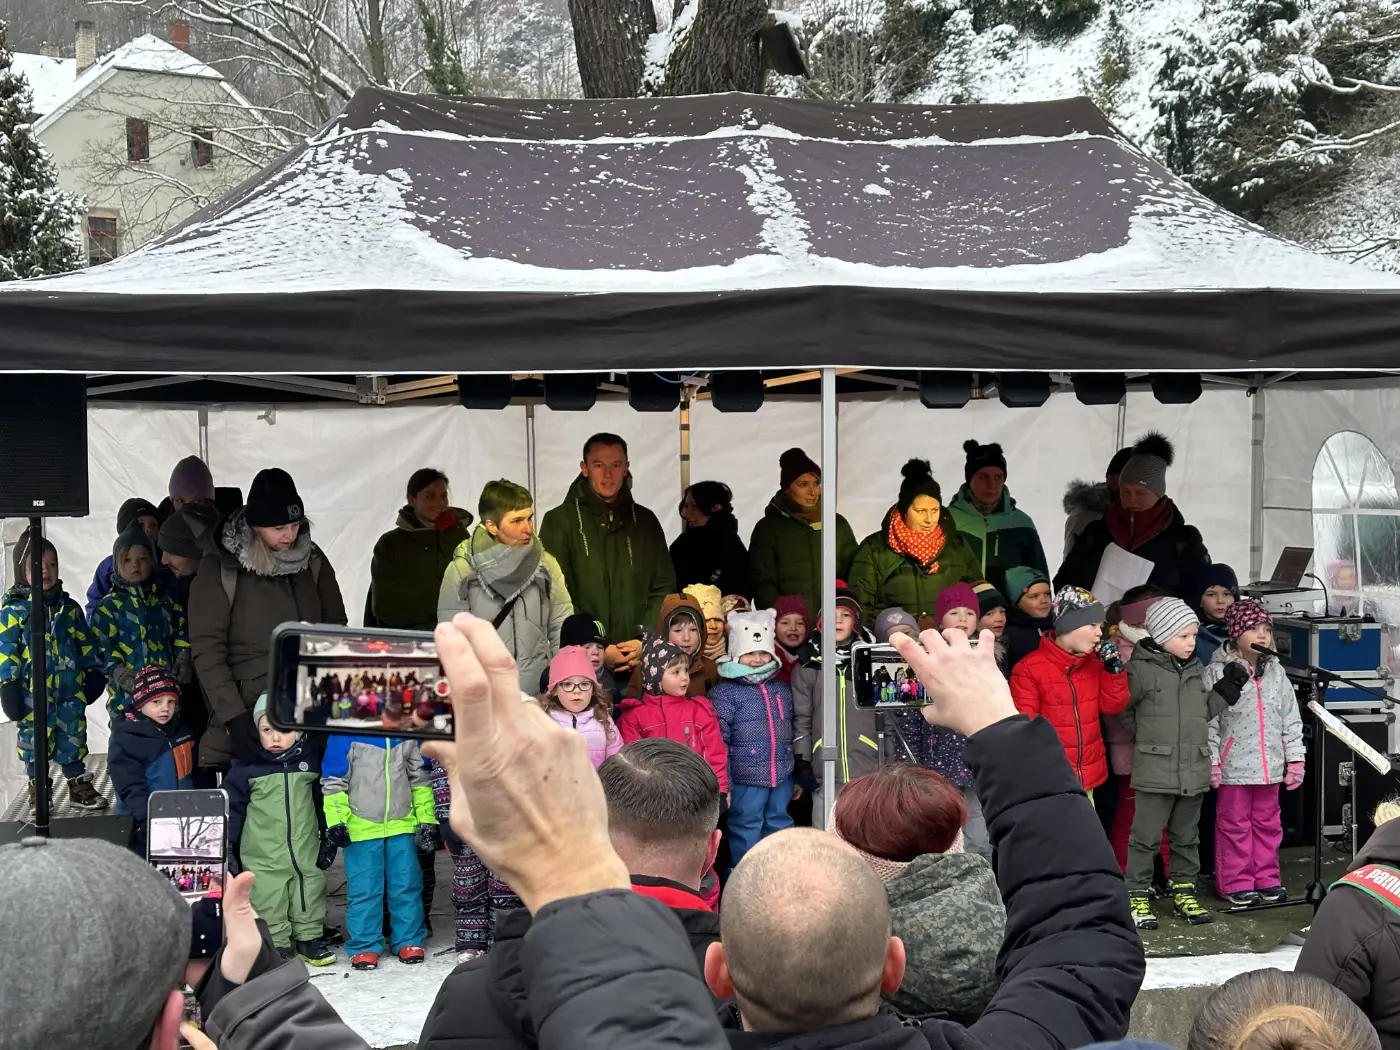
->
[224,694,335,966]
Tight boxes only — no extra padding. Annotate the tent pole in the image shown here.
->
[525,403,538,498]
[820,368,838,829]
[1115,394,1127,451]
[198,406,210,463]
[679,390,692,496]
[28,519,51,836]
[1249,376,1266,583]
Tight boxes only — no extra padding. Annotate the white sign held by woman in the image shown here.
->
[1091,543,1155,606]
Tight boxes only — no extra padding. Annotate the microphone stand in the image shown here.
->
[1235,647,1393,914]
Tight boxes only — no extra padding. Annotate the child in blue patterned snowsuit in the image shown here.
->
[0,531,108,810]
[89,520,191,721]
[709,608,794,868]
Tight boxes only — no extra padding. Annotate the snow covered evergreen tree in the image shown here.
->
[0,20,83,281]
[1151,0,1400,216]
[928,8,980,102]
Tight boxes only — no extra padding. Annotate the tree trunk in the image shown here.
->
[656,0,769,95]
[568,0,656,97]
[365,0,388,84]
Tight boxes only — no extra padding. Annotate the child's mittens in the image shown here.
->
[0,681,26,722]
[316,834,339,870]
[174,651,194,685]
[1284,762,1306,791]
[1210,764,1222,790]
[1212,662,1250,705]
[415,823,442,853]
[1095,638,1124,675]
[325,823,352,849]
[82,670,108,706]
[110,665,138,695]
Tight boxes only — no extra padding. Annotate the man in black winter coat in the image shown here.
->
[705,627,1147,1050]
[419,737,731,1050]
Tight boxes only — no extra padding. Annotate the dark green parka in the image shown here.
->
[1120,641,1229,795]
[366,507,472,630]
[847,510,981,622]
[748,493,857,613]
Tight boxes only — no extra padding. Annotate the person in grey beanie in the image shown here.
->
[1056,433,1211,601]
[0,835,191,1050]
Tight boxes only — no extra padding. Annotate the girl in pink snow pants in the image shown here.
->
[1203,599,1305,906]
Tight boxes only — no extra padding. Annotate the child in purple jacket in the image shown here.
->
[708,608,794,868]
[541,646,621,768]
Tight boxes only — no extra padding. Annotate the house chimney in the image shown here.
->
[39,42,59,59]
[75,21,97,73]
[168,21,191,52]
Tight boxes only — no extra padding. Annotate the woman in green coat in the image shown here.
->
[366,468,473,630]
[749,447,857,614]
[849,459,980,623]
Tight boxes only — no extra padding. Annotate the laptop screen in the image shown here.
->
[1269,547,1314,586]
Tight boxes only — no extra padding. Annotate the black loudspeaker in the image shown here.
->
[544,373,597,411]
[457,374,514,410]
[919,371,972,409]
[0,375,88,517]
[628,373,680,412]
[996,372,1052,408]
[1150,373,1202,404]
[1072,374,1127,405]
[710,371,764,413]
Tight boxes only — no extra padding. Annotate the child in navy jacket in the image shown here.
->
[708,608,794,867]
[108,665,195,849]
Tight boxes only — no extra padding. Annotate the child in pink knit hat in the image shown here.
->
[541,646,620,769]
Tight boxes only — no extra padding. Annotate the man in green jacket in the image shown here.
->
[947,441,1047,594]
[540,433,674,674]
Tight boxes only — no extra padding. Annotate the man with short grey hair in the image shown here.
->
[0,836,192,1050]
[418,737,727,1050]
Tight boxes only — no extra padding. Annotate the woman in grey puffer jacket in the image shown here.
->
[437,480,572,694]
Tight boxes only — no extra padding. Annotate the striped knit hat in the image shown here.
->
[1145,598,1199,645]
[131,665,180,711]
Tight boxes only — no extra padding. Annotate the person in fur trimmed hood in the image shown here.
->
[188,468,347,771]
[1056,433,1212,601]
[1061,446,1133,561]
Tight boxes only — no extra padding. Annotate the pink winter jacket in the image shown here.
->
[547,706,622,768]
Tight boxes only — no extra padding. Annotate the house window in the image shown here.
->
[126,118,149,162]
[191,128,214,168]
[87,216,119,267]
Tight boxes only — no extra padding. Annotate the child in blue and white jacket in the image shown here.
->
[708,608,794,868]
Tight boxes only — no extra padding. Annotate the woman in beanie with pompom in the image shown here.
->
[1056,433,1211,600]
[848,459,981,623]
[947,440,1047,595]
[749,448,857,615]
[188,468,347,772]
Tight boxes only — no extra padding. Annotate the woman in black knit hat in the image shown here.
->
[947,440,1048,595]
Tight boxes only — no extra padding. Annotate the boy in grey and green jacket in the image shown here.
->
[321,730,438,969]
[225,694,334,966]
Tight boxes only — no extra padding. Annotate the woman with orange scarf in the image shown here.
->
[849,459,981,623]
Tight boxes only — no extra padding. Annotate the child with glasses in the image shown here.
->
[540,646,621,768]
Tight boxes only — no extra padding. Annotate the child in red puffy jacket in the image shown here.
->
[1010,586,1130,796]
[617,634,729,796]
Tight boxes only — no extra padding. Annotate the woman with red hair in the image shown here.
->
[832,765,1005,1022]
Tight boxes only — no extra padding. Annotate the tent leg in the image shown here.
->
[1115,394,1127,451]
[28,518,51,836]
[679,392,691,496]
[525,403,538,497]
[820,368,838,829]
[1249,377,1266,583]
[198,406,210,463]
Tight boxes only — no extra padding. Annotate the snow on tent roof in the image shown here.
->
[2,88,1399,374]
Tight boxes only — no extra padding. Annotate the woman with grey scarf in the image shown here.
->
[437,479,573,694]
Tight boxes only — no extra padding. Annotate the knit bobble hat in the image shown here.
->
[773,594,811,627]
[1225,597,1272,642]
[131,665,180,711]
[874,607,920,644]
[1053,586,1106,636]
[972,580,1007,617]
[963,440,1007,483]
[640,634,689,694]
[548,646,600,691]
[1145,598,1199,646]
[897,459,943,516]
[1119,432,1175,498]
[935,582,979,624]
[245,468,305,528]
[779,448,821,491]
[835,581,863,628]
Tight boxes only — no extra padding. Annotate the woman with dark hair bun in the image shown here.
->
[832,764,1005,1023]
[849,458,980,622]
[671,480,752,598]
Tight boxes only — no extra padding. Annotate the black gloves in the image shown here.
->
[325,823,352,849]
[1096,638,1125,675]
[82,670,108,707]
[792,757,819,793]
[1212,661,1251,706]
[415,823,442,853]
[226,712,263,763]
[316,834,340,870]
[0,682,26,722]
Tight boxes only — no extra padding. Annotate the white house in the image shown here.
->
[12,23,282,264]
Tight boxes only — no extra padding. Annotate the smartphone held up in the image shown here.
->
[852,641,934,710]
[147,788,229,904]
[268,623,454,740]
